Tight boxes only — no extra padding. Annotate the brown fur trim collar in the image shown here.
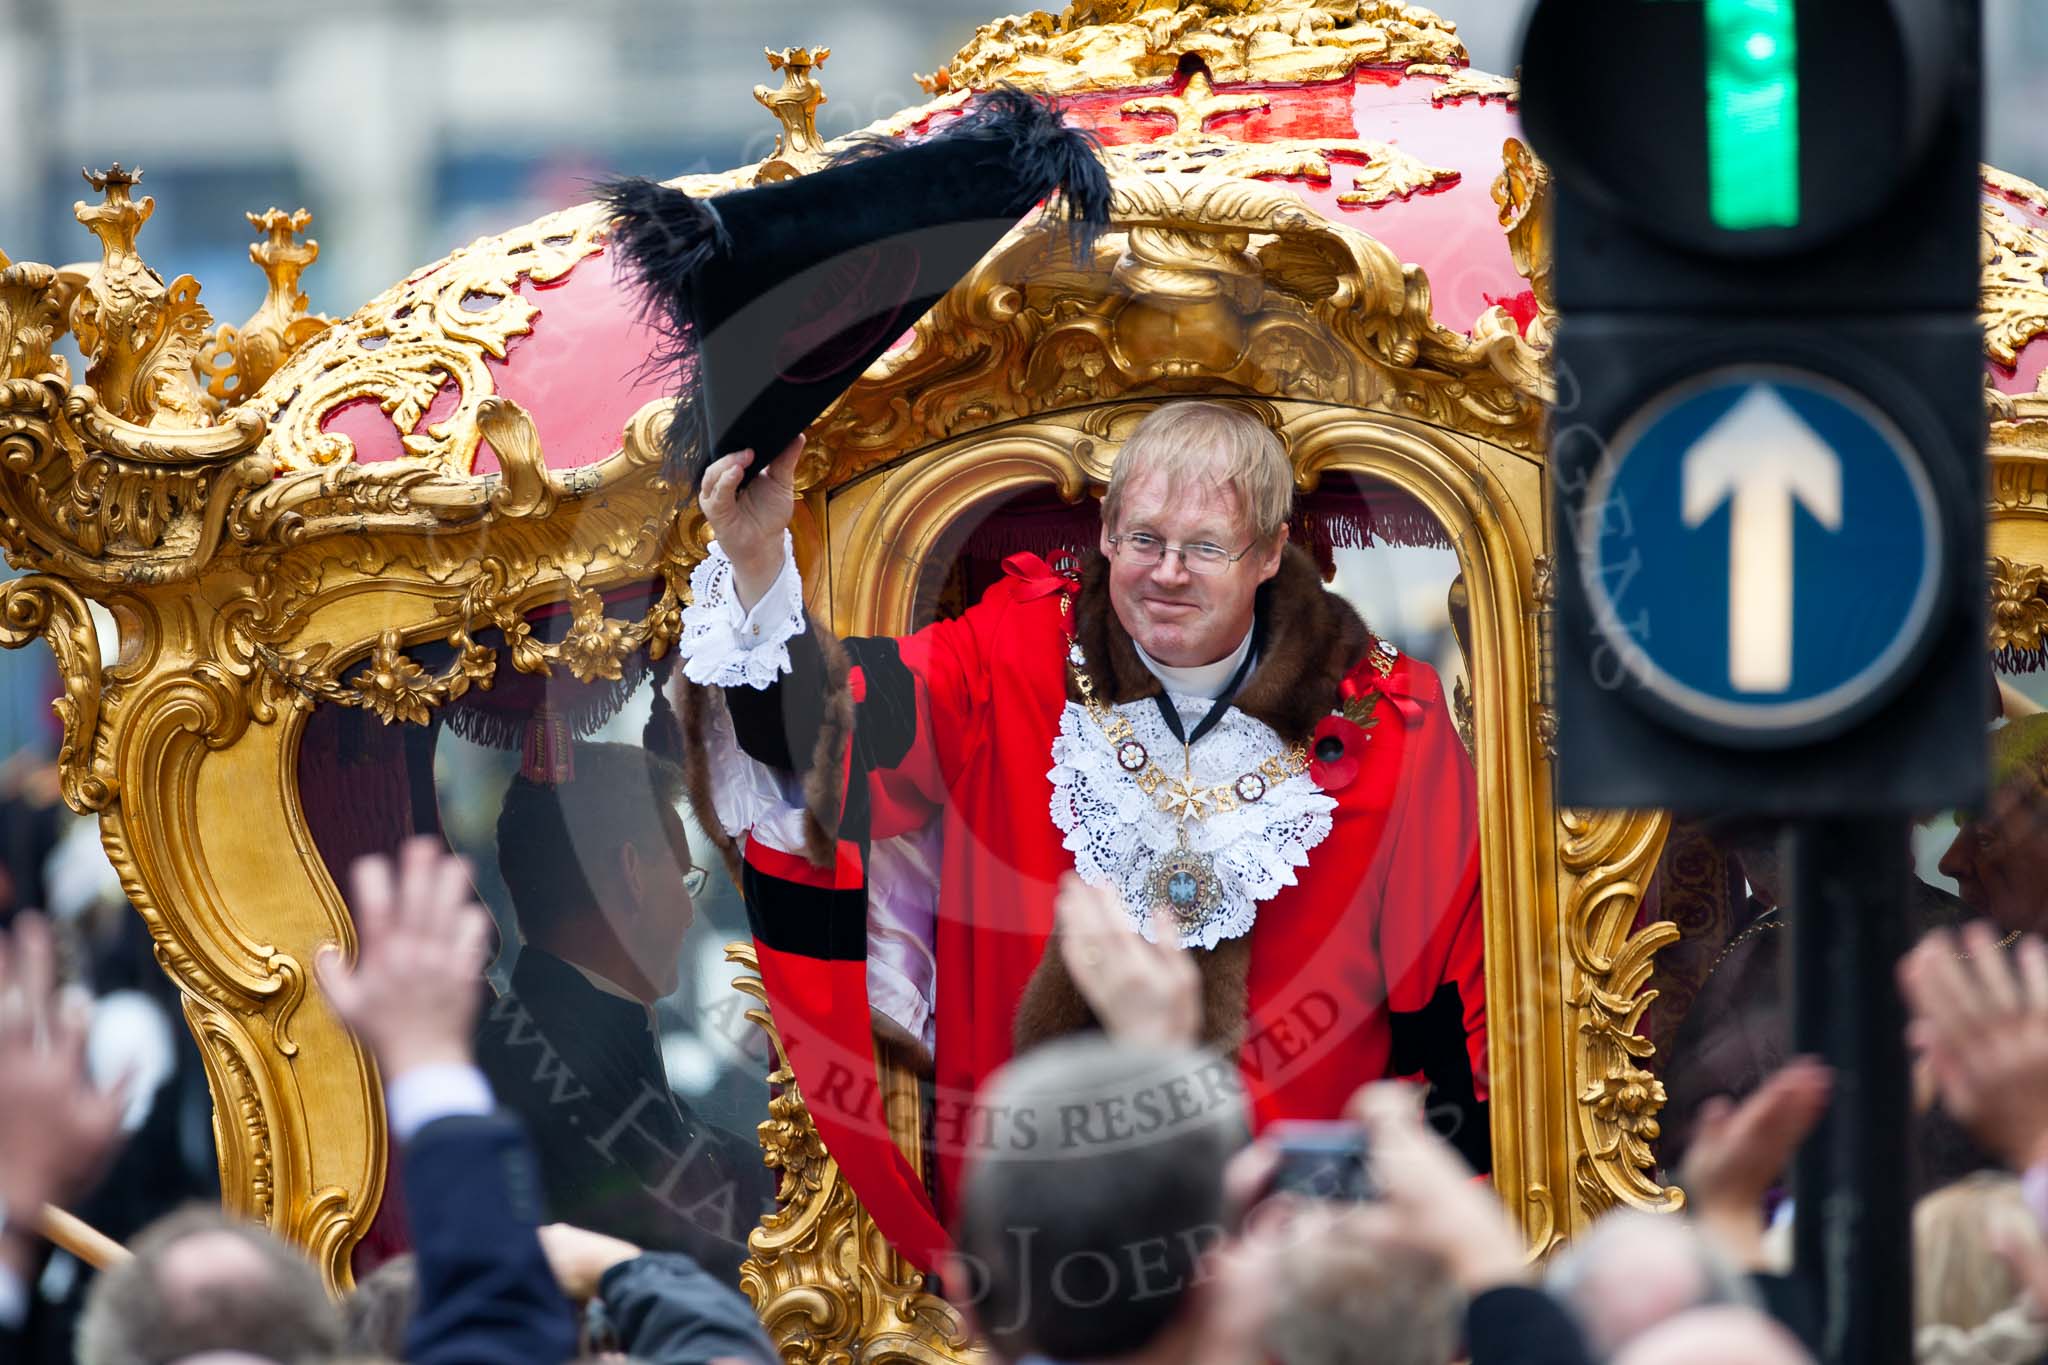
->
[676,678,743,888]
[1070,543,1371,747]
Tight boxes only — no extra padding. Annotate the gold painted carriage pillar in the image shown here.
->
[6,4,2048,1359]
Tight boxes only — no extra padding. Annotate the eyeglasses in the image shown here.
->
[1108,531,1258,576]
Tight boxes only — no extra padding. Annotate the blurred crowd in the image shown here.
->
[4,816,2048,1365]
[0,752,219,1364]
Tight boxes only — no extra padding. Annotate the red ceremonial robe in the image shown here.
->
[687,544,1486,1275]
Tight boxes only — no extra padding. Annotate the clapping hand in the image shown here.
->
[1899,923,2048,1172]
[1054,873,1202,1049]
[1678,1058,1831,1268]
[698,435,804,612]
[315,836,493,1081]
[0,913,126,1279]
[1349,1081,1529,1294]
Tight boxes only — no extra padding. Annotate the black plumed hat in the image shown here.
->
[600,87,1112,487]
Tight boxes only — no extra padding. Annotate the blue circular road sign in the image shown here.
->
[1579,366,1945,743]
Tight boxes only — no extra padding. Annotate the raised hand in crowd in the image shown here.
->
[1677,1057,1831,1270]
[1349,1082,1597,1365]
[1899,923,2048,1172]
[539,1222,643,1303]
[315,835,493,1079]
[1349,1082,1527,1295]
[320,837,578,1365]
[1054,872,1202,1049]
[0,911,126,1288]
[698,434,805,611]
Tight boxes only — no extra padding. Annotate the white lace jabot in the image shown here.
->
[1047,688,1335,950]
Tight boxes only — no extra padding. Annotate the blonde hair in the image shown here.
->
[1915,1172,2042,1334]
[1101,402,1293,542]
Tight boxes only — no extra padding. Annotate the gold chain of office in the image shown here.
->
[1060,595,1307,822]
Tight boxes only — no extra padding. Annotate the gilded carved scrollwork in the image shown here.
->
[1412,63,1519,105]
[920,0,1466,95]
[1107,70,1461,202]
[1558,807,1683,1218]
[810,173,1547,494]
[0,575,117,811]
[241,399,687,728]
[255,202,608,473]
[0,167,274,581]
[1982,202,2048,369]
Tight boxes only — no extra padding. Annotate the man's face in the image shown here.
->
[1100,469,1286,669]
[612,807,698,1001]
[1938,778,2048,934]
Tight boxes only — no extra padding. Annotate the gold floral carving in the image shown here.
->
[919,0,1466,95]
[1558,807,1683,1218]
[1411,62,1518,105]
[807,173,1548,491]
[198,209,334,407]
[254,201,608,474]
[755,47,834,183]
[1989,556,2048,655]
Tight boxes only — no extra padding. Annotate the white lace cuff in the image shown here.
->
[680,531,807,689]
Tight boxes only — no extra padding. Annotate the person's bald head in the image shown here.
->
[1610,1306,1813,1365]
[1545,1212,1754,1358]
[78,1205,344,1365]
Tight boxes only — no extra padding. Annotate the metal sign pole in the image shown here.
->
[1787,817,1913,1365]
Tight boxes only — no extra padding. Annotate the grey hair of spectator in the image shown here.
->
[342,1253,417,1360]
[951,1036,1247,1363]
[1545,1210,1757,1359]
[1261,1228,1463,1365]
[1608,1305,1813,1365]
[75,1204,345,1365]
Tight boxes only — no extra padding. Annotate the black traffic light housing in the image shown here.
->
[1521,0,1987,814]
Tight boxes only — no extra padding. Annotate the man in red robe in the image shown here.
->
[679,401,1486,1272]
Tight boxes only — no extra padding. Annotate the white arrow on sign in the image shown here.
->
[1681,385,1842,694]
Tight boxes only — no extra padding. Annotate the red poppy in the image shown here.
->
[1309,714,1369,791]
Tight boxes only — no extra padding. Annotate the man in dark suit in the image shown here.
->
[321,833,780,1365]
[0,912,126,1362]
[318,835,579,1365]
[477,740,772,1284]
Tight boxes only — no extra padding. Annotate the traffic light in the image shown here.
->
[1519,0,1986,813]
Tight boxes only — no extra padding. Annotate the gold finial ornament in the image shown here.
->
[198,208,333,407]
[754,46,833,184]
[70,163,216,428]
